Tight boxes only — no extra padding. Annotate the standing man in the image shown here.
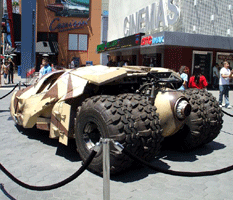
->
[212,63,220,89]
[219,61,233,109]
[8,57,15,84]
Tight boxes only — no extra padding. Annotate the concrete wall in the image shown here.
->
[108,0,233,41]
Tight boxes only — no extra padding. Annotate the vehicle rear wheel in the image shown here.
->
[117,93,163,161]
[163,89,223,150]
[75,95,142,174]
[188,89,223,145]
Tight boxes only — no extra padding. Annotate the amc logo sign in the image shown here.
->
[141,36,164,46]
[141,36,153,46]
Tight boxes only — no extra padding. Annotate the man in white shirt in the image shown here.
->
[219,61,233,108]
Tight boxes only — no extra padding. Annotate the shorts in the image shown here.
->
[4,73,7,79]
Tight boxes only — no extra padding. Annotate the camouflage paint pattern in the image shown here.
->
[10,65,187,146]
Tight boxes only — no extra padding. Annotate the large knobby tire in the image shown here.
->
[75,95,142,175]
[187,89,223,145]
[165,89,223,150]
[117,94,163,161]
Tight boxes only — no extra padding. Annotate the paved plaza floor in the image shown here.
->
[0,75,233,200]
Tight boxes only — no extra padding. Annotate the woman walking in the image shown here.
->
[1,61,9,85]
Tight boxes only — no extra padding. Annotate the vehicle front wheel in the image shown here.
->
[75,95,142,175]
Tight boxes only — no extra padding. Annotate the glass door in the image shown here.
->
[192,51,213,84]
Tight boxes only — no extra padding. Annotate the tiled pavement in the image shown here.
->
[0,75,233,200]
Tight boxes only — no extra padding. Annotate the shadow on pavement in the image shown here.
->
[111,159,170,183]
[159,141,226,162]
[15,125,81,162]
[112,141,226,183]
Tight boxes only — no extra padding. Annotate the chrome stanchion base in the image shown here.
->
[102,138,111,200]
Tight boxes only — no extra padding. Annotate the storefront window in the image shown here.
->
[68,34,88,51]
[192,51,213,84]
[216,52,233,69]
[37,32,58,42]
[216,52,233,85]
[143,54,161,67]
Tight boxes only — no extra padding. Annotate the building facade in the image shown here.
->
[33,0,102,69]
[105,0,233,85]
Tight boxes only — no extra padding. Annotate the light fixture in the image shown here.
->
[194,0,197,7]
[227,29,231,36]
[193,25,196,32]
[210,15,214,22]
[229,5,232,11]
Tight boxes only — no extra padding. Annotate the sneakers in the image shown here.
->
[219,104,232,109]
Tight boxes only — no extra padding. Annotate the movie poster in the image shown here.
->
[47,0,90,18]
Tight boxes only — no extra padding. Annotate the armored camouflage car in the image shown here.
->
[10,65,223,174]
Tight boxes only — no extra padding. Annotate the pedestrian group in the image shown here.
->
[1,57,15,85]
[178,61,233,109]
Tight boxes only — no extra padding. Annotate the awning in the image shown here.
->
[97,33,145,53]
[36,41,59,55]
[140,31,233,54]
[4,42,21,54]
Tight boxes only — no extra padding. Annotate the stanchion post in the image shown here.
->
[102,138,110,200]
[18,81,21,90]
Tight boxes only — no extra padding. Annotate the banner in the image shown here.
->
[47,0,90,18]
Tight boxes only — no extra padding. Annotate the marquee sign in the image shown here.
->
[97,33,144,53]
[124,0,180,36]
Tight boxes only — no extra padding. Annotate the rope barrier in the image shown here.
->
[22,83,29,87]
[0,150,97,191]
[122,147,233,177]
[0,84,19,100]
[0,183,17,200]
[222,110,233,117]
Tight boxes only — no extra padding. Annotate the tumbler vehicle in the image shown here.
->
[10,65,223,174]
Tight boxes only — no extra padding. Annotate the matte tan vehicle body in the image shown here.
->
[10,65,185,145]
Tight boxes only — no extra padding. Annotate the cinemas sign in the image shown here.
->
[124,0,180,36]
[141,35,164,46]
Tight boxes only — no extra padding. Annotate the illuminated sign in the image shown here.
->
[124,0,180,36]
[141,36,152,46]
[97,33,144,53]
[49,18,89,32]
[141,36,164,46]
[97,40,120,53]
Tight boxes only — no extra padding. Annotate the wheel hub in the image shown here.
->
[83,122,101,150]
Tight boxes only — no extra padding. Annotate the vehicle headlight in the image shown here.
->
[175,98,191,120]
